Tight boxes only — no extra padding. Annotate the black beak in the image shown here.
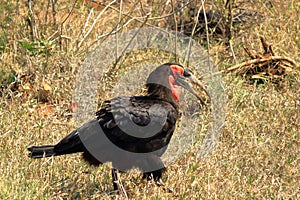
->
[175,68,210,105]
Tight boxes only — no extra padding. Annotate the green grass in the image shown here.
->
[0,0,299,199]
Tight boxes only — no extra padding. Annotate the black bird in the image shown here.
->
[28,63,209,190]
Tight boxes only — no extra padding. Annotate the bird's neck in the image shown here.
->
[146,84,179,108]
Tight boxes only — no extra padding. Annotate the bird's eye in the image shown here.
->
[183,68,192,77]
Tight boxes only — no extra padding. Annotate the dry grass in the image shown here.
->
[0,0,299,199]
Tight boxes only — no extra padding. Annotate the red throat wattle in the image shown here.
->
[169,65,184,101]
[169,75,181,101]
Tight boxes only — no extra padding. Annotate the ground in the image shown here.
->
[0,0,299,199]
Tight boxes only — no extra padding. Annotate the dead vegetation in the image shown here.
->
[221,36,298,83]
[0,0,299,199]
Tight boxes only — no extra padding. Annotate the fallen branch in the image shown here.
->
[220,56,298,74]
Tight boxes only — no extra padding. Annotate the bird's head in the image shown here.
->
[146,63,209,105]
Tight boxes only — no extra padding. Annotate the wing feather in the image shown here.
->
[96,96,178,153]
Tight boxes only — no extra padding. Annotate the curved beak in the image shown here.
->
[175,68,210,105]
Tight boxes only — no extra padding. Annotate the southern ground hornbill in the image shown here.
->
[28,63,209,190]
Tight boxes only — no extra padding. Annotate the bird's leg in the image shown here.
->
[142,156,165,181]
[143,168,166,187]
[142,169,163,181]
[143,168,176,194]
[111,168,119,191]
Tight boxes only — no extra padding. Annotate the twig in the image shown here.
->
[118,175,128,199]
[45,0,50,23]
[79,0,193,55]
[79,7,94,38]
[52,0,57,25]
[88,0,195,23]
[226,0,237,63]
[58,0,77,50]
[113,13,151,67]
[229,39,237,63]
[60,0,78,25]
[200,0,212,72]
[78,16,137,55]
[115,0,123,63]
[77,0,117,48]
[180,0,185,32]
[184,1,202,64]
[170,0,178,62]
[78,0,195,56]
[260,36,275,56]
[112,169,128,199]
[27,0,38,40]
[117,172,128,199]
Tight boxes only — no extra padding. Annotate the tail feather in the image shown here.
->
[28,145,56,158]
[28,130,85,159]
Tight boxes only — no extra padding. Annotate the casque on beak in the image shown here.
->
[175,68,210,105]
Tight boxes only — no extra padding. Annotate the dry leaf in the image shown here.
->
[42,82,52,91]
[69,101,79,113]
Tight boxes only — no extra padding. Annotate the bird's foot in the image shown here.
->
[155,178,177,195]
[143,174,177,195]
[142,169,163,181]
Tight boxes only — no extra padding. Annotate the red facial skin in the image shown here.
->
[169,65,184,101]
